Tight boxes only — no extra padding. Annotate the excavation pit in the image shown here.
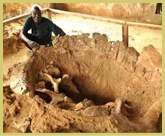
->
[3,33,162,133]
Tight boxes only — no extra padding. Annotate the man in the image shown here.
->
[21,4,66,50]
[155,3,162,14]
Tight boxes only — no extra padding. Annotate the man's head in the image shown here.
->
[31,4,42,23]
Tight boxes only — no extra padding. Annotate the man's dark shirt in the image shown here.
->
[22,16,65,45]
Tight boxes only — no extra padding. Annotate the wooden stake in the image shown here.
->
[122,25,128,47]
[47,9,52,20]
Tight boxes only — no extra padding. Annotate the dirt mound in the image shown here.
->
[3,3,49,20]
[50,3,162,25]
[3,22,26,56]
[3,33,162,133]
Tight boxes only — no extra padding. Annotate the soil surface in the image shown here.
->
[3,14,162,133]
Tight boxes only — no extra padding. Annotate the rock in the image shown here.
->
[83,106,110,117]
[35,81,45,88]
[75,102,85,111]
[139,45,162,69]
[105,102,115,107]
[49,61,54,65]
[82,98,94,107]
[12,118,31,133]
[10,64,28,95]
[51,3,161,25]
[63,96,74,103]
[47,67,61,78]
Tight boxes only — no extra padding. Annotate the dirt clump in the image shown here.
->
[3,22,25,56]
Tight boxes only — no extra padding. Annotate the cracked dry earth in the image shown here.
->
[3,33,162,133]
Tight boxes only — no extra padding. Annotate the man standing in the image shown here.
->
[155,3,162,14]
[21,4,66,50]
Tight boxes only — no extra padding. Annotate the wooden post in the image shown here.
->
[122,25,128,47]
[47,9,52,20]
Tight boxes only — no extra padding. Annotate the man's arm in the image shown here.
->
[20,31,39,49]
[48,20,66,36]
[21,17,39,49]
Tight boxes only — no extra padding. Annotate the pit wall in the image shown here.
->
[5,34,162,133]
[3,3,162,25]
[50,3,162,25]
[23,34,162,117]
[3,3,49,20]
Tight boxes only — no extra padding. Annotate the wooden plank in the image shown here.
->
[3,8,48,25]
[122,25,128,47]
[126,21,162,30]
[3,13,30,25]
[3,7,162,30]
[49,8,126,25]
[49,8,162,30]
[47,9,52,20]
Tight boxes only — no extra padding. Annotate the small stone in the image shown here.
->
[105,102,115,108]
[75,102,85,111]
[48,67,61,77]
[82,99,94,107]
[36,81,45,88]
[49,61,54,65]
[63,96,73,103]
[13,118,31,133]
[83,106,109,117]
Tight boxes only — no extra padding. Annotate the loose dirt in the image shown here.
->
[3,15,162,133]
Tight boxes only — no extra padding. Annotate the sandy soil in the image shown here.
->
[3,14,162,133]
[52,14,162,54]
[3,14,162,81]
[3,14,162,76]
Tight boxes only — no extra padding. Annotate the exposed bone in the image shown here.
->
[35,88,64,105]
[105,99,133,117]
[61,74,80,94]
[121,104,133,117]
[105,102,115,108]
[63,96,74,103]
[62,74,69,79]
[83,106,110,117]
[43,73,61,93]
[114,98,122,114]
[75,98,94,111]
[3,33,162,133]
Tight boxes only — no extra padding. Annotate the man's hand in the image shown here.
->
[28,40,39,50]
[60,31,66,36]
